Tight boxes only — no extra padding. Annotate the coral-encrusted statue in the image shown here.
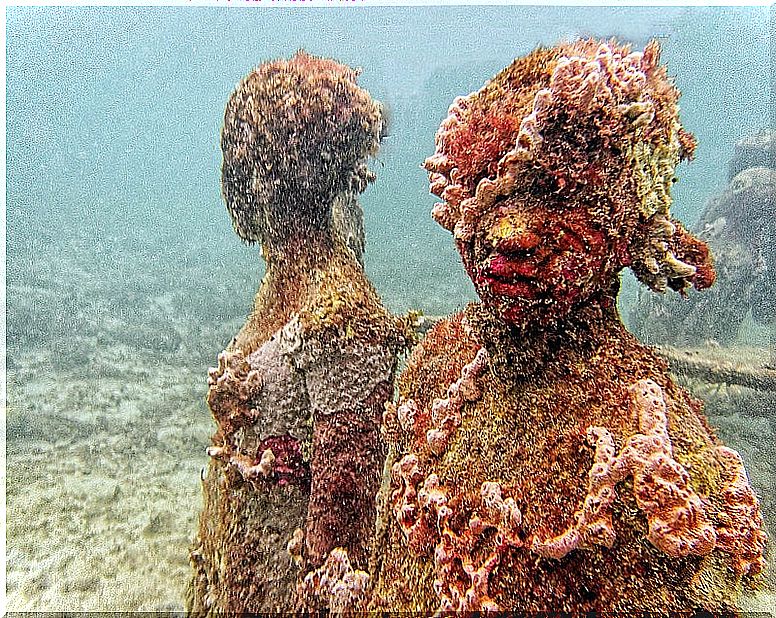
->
[371,39,767,613]
[186,51,406,614]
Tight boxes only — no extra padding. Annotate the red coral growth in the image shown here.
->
[258,435,309,487]
[427,40,672,232]
[677,127,697,160]
[469,201,617,326]
[670,220,716,292]
[304,374,389,569]
[424,39,714,327]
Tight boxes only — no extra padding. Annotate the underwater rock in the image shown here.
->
[729,129,776,180]
[187,51,407,615]
[632,132,775,347]
[371,39,767,614]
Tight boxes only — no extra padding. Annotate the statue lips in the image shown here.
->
[482,253,542,301]
[480,222,591,304]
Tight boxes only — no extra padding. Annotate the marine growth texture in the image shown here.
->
[371,39,767,614]
[221,50,383,250]
[188,51,404,615]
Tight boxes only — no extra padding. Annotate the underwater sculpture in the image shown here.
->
[186,51,406,614]
[633,130,775,353]
[371,39,767,613]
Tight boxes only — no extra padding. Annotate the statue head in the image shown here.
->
[425,39,714,327]
[221,50,384,255]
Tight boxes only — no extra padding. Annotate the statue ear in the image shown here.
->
[627,214,716,296]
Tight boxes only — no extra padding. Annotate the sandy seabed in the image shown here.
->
[4,231,775,612]
[6,347,209,610]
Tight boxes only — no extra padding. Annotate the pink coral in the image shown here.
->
[387,347,491,558]
[532,378,765,577]
[385,346,489,455]
[529,426,620,559]
[390,454,439,554]
[533,379,716,559]
[432,481,524,613]
[426,40,676,240]
[207,349,264,436]
[713,445,768,576]
[625,380,716,557]
[297,547,369,612]
[389,470,514,613]
[427,347,489,454]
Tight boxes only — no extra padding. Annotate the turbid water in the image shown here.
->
[5,5,774,611]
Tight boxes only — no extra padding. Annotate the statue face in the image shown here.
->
[426,41,714,323]
[465,197,626,325]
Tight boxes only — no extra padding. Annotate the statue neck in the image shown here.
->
[466,284,625,382]
[233,233,353,354]
[263,233,337,275]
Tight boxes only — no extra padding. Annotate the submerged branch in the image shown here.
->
[656,346,776,393]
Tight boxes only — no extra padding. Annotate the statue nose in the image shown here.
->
[494,227,542,256]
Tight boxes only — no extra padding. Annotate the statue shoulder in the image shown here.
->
[397,311,481,412]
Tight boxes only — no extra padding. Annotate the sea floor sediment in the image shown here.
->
[5,232,774,612]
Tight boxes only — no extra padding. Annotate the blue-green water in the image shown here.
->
[7,6,771,328]
[5,6,774,610]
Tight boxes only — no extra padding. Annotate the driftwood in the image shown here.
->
[410,315,776,393]
[656,346,776,393]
